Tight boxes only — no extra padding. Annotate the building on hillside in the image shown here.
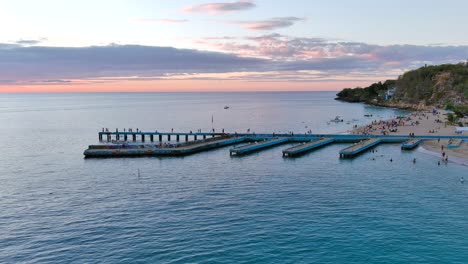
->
[385,86,396,100]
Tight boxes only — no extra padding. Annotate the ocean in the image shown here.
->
[0,92,467,263]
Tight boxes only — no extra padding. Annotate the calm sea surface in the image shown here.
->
[0,92,467,263]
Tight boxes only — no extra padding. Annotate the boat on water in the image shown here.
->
[330,116,344,122]
[364,114,373,117]
[224,106,230,109]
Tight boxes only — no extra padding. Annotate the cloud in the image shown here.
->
[196,33,468,83]
[229,17,305,31]
[15,38,47,46]
[0,44,265,84]
[203,33,468,67]
[1,38,468,86]
[183,0,256,14]
[134,18,188,24]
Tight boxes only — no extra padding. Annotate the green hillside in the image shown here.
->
[336,62,468,113]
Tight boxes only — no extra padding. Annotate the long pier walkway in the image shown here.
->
[85,130,468,158]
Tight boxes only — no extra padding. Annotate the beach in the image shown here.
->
[351,109,468,165]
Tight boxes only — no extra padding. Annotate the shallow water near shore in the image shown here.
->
[0,92,467,263]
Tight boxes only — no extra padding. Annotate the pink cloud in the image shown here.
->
[183,0,255,14]
[229,17,305,31]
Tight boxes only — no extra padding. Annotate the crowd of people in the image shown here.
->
[355,110,445,136]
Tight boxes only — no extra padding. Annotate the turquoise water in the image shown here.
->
[0,92,467,263]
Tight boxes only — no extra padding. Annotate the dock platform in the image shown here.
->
[401,139,423,150]
[84,136,245,157]
[229,138,289,156]
[282,138,334,157]
[448,139,463,149]
[339,138,382,158]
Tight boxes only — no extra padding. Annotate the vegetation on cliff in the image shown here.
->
[336,62,468,113]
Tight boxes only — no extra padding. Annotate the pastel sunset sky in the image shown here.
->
[1,0,468,92]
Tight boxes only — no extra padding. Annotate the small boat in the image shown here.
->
[364,114,373,117]
[330,116,343,122]
[224,106,230,109]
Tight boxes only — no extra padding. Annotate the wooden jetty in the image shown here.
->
[339,138,382,158]
[401,139,423,150]
[85,130,468,158]
[282,138,334,157]
[229,138,289,156]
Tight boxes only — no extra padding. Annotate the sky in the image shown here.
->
[1,0,468,92]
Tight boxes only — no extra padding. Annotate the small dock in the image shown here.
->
[229,138,289,156]
[282,138,334,157]
[448,139,463,149]
[401,139,422,150]
[339,138,381,158]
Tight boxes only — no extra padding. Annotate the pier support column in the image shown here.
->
[212,134,215,138]
[176,135,180,141]
[132,134,136,141]
[150,134,154,142]
[116,133,120,141]
[107,133,111,142]
[99,133,103,141]
[142,134,145,142]
[194,135,197,140]
[124,134,127,141]
[203,135,206,140]
[168,135,171,141]
[185,135,189,142]
[159,134,162,142]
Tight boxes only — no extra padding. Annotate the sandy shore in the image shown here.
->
[350,109,468,165]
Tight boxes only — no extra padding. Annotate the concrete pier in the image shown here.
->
[339,138,382,158]
[282,138,334,157]
[401,139,422,150]
[229,138,289,156]
[84,136,245,157]
[89,130,468,158]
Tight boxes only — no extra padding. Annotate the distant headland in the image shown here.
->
[336,62,468,114]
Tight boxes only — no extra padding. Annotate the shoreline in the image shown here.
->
[348,108,468,166]
[418,144,468,167]
[335,98,428,111]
